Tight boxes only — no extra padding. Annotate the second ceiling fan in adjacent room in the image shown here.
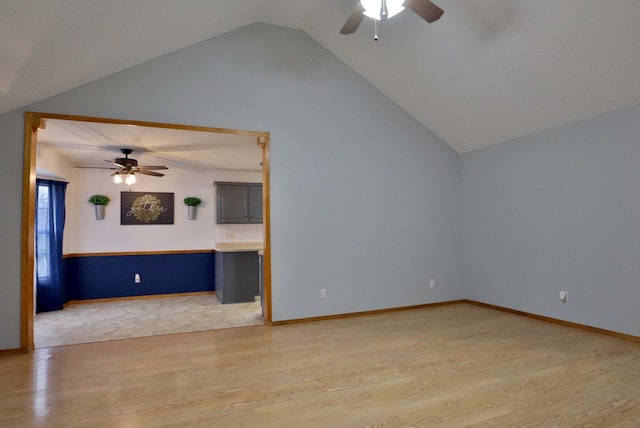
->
[75,148,168,185]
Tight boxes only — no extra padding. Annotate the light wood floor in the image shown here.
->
[2,303,639,427]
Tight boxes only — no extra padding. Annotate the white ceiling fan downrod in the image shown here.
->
[361,0,405,21]
[362,0,405,41]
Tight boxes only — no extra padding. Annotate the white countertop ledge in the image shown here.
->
[214,241,263,252]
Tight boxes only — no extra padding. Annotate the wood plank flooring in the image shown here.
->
[2,303,640,427]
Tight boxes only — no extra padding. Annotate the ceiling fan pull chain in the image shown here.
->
[374,18,379,41]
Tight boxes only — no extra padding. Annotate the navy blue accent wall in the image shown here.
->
[64,251,215,300]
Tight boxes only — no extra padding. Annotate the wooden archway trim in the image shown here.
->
[20,112,272,351]
[257,134,272,324]
[20,112,39,351]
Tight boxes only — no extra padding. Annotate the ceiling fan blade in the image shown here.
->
[104,160,125,169]
[137,166,169,170]
[74,166,118,170]
[340,2,366,34]
[405,0,444,23]
[136,170,165,177]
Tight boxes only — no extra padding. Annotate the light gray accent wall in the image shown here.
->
[461,104,640,336]
[0,109,25,349]
[0,24,461,349]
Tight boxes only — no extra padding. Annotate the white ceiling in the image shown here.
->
[3,0,640,153]
[38,119,263,172]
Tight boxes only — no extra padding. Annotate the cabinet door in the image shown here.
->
[217,184,249,224]
[249,184,263,224]
[215,251,260,304]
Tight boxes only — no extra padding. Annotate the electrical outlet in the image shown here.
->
[559,290,568,303]
[430,279,435,288]
[320,289,327,298]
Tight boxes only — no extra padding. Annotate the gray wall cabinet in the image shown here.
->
[215,182,263,224]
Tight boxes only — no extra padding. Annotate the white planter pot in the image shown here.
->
[187,205,197,220]
[95,204,105,220]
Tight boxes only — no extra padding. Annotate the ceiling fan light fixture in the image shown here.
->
[361,0,405,20]
[113,173,123,184]
[125,173,136,185]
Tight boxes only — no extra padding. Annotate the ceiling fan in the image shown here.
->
[75,148,168,184]
[340,0,444,36]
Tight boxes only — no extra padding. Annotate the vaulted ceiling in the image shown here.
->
[3,0,640,153]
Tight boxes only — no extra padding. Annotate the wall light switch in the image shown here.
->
[135,273,141,284]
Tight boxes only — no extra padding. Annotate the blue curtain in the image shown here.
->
[35,179,67,313]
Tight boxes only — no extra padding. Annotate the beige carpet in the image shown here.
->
[34,294,263,348]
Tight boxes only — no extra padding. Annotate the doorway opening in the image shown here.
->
[21,112,272,351]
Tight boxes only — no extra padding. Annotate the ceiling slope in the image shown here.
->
[2,0,640,153]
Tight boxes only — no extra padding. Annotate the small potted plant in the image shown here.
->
[88,194,110,220]
[184,196,202,220]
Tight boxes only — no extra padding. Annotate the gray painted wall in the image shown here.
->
[0,109,25,349]
[461,104,640,336]
[0,24,461,349]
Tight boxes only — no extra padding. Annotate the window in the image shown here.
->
[36,183,51,281]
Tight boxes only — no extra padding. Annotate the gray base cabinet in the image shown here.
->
[215,251,260,304]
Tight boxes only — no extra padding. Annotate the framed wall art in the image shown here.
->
[121,192,174,225]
